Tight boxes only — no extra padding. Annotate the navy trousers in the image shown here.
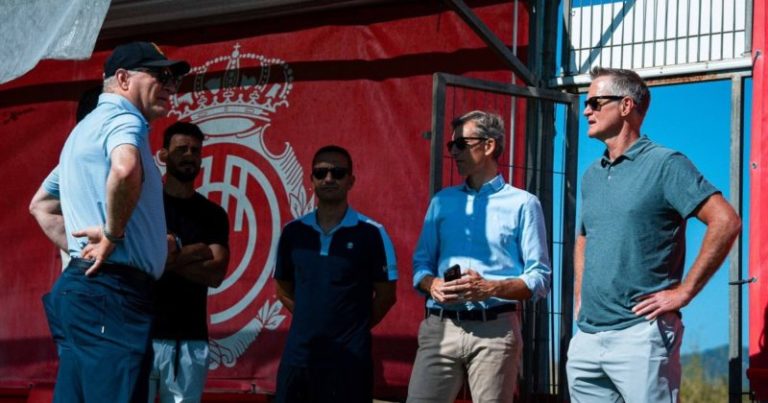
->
[43,259,155,403]
[275,362,373,403]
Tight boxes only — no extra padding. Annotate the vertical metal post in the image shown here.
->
[662,0,668,66]
[728,75,744,403]
[709,0,714,61]
[522,3,541,395]
[697,0,703,62]
[720,0,725,59]
[525,0,560,397]
[558,97,580,402]
[686,0,691,64]
[746,0,754,53]
[430,73,447,197]
[561,0,573,75]
[675,0,680,65]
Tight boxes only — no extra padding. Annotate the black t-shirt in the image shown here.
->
[153,192,229,340]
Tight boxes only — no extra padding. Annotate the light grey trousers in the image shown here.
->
[567,312,684,403]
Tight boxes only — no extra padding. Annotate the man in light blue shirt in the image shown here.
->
[29,42,190,403]
[407,110,551,403]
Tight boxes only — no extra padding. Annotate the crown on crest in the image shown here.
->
[169,43,293,133]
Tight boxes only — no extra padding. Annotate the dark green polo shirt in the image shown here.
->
[578,136,718,333]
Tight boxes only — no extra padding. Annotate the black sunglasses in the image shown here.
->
[584,95,625,110]
[312,166,349,180]
[446,136,488,152]
[134,68,182,88]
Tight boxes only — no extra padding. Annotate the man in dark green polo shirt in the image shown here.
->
[566,67,741,403]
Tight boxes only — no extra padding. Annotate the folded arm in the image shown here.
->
[165,243,228,287]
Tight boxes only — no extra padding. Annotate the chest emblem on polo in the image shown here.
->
[347,242,354,250]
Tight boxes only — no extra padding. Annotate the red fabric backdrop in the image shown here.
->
[748,0,768,398]
[0,1,528,398]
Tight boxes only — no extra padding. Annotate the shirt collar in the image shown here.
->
[462,174,505,195]
[300,206,359,234]
[600,135,651,167]
[98,93,149,128]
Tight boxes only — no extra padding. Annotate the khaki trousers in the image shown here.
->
[407,311,522,403]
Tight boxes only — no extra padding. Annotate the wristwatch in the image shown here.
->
[102,225,124,243]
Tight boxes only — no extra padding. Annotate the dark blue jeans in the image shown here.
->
[43,258,155,403]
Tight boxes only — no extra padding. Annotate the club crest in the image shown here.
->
[159,43,313,370]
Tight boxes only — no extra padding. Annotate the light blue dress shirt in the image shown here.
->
[412,174,551,310]
[43,93,167,279]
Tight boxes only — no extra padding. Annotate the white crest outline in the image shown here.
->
[161,43,313,369]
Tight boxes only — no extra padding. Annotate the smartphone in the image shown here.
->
[443,264,461,282]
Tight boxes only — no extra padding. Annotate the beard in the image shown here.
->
[167,164,199,183]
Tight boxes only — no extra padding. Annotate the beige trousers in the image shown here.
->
[407,311,522,403]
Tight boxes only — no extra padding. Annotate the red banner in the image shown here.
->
[748,0,768,398]
[0,2,527,398]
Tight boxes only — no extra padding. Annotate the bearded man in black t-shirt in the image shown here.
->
[148,122,230,403]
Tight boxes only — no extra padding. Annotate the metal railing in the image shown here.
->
[558,0,753,85]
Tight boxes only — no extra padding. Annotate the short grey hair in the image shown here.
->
[102,75,119,93]
[589,66,651,116]
[102,70,143,93]
[451,110,505,160]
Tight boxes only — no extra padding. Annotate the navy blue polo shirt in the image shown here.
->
[578,136,718,333]
[274,207,397,368]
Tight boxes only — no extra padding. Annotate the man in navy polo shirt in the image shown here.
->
[273,145,398,403]
[566,67,741,402]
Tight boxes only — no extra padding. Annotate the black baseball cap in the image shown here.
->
[104,42,190,78]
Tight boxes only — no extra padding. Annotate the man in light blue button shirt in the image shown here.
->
[407,110,551,403]
[29,42,190,403]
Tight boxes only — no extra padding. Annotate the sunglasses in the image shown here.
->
[312,166,350,180]
[584,95,625,110]
[446,136,488,152]
[133,68,182,88]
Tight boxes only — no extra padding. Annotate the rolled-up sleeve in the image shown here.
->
[42,166,61,198]
[516,196,552,301]
[412,199,439,296]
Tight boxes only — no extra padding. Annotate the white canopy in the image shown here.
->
[0,0,110,84]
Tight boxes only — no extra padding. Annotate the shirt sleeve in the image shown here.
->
[412,197,439,295]
[103,112,144,156]
[273,224,295,282]
[371,224,398,282]
[661,152,719,218]
[42,165,60,198]
[516,195,552,301]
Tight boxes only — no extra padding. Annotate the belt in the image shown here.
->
[67,257,155,285]
[427,304,517,321]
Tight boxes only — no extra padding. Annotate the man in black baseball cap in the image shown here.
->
[35,41,191,403]
[104,41,190,78]
[99,41,190,122]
